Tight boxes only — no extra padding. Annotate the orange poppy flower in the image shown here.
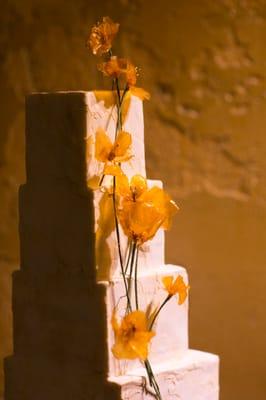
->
[112,310,155,360]
[95,128,132,176]
[88,16,119,56]
[130,86,151,100]
[98,56,138,87]
[116,173,147,199]
[116,174,179,244]
[162,275,189,305]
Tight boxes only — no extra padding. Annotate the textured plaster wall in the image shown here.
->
[1,1,266,399]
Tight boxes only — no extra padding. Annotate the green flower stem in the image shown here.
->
[112,176,131,312]
[144,360,153,386]
[115,77,121,104]
[124,241,132,274]
[144,359,162,400]
[115,78,128,134]
[121,84,129,102]
[131,244,161,399]
[113,70,162,400]
[111,76,133,311]
[127,241,137,312]
[115,77,122,134]
[149,294,172,331]
[134,245,139,310]
[99,174,105,186]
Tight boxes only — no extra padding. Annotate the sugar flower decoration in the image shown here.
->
[162,275,189,305]
[112,310,155,360]
[88,16,119,56]
[117,174,179,244]
[116,173,147,199]
[98,57,138,87]
[95,128,132,176]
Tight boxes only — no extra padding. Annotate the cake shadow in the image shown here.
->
[4,184,121,400]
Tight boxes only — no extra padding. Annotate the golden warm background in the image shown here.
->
[1,1,266,399]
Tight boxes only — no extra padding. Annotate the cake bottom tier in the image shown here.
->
[5,350,219,400]
[110,350,219,400]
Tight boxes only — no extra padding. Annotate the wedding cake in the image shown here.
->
[4,90,219,400]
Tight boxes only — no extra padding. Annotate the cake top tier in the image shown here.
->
[26,91,145,187]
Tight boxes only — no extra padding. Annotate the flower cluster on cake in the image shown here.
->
[87,17,189,400]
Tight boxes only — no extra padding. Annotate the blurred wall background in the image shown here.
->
[1,0,266,399]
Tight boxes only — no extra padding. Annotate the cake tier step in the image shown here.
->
[25,92,146,184]
[11,265,189,377]
[109,350,219,400]
[19,180,165,278]
[107,264,189,376]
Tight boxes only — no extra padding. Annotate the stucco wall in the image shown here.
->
[1,1,266,399]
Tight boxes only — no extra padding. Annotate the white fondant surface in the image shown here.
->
[107,264,189,376]
[109,350,219,400]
